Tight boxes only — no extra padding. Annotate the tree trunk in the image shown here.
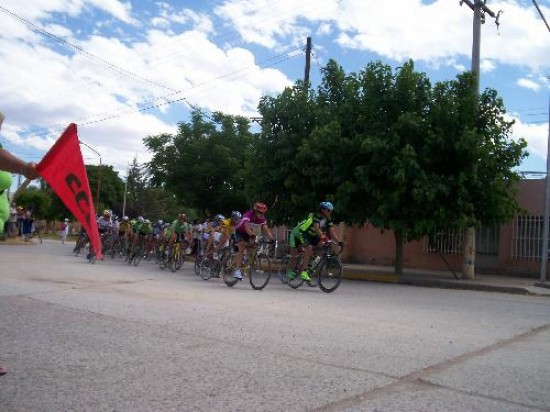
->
[394,230,404,275]
[462,227,475,280]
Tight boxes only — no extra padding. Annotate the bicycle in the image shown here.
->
[193,239,206,277]
[128,236,146,266]
[284,241,344,293]
[167,239,188,272]
[219,238,273,290]
[73,232,89,256]
[200,242,233,281]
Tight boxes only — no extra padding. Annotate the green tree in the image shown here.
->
[250,82,320,224]
[86,165,124,214]
[13,187,51,219]
[144,110,252,217]
[254,59,527,274]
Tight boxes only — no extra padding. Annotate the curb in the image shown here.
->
[343,270,540,296]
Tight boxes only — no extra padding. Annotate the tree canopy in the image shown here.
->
[144,111,254,218]
[91,57,531,275]
[251,59,527,273]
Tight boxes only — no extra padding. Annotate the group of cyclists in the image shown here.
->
[78,200,344,283]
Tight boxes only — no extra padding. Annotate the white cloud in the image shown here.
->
[1,0,548,175]
[480,59,496,73]
[217,0,550,71]
[0,2,294,173]
[214,0,338,49]
[517,77,541,91]
[510,115,549,159]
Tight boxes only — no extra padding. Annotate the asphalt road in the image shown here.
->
[1,240,549,411]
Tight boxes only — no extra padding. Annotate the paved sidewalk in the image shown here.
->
[343,263,550,297]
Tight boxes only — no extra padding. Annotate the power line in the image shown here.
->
[1,0,324,114]
[16,47,304,138]
[0,5,178,94]
[532,0,550,32]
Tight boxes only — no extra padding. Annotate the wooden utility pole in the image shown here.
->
[460,0,501,280]
[541,96,550,283]
[304,36,312,87]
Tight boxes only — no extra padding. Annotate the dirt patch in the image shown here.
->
[0,238,36,246]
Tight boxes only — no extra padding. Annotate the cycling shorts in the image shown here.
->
[289,227,321,248]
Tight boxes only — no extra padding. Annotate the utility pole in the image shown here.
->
[541,96,550,283]
[533,1,550,283]
[304,36,312,87]
[460,0,501,280]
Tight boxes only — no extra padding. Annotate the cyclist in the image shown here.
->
[191,219,203,255]
[140,219,154,256]
[169,213,192,254]
[118,216,132,239]
[204,214,225,259]
[153,219,165,255]
[97,210,112,235]
[130,216,145,256]
[214,211,241,256]
[117,216,133,255]
[231,202,274,281]
[287,201,344,282]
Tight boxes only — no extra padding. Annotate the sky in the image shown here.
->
[0,0,549,184]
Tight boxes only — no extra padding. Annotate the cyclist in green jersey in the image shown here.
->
[130,216,144,254]
[287,201,344,281]
[140,219,154,255]
[170,213,192,246]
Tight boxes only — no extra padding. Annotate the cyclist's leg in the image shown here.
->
[299,236,319,281]
[231,232,249,280]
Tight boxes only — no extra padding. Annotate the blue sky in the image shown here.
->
[0,0,549,181]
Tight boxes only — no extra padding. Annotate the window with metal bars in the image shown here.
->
[425,225,499,256]
[426,230,463,255]
[512,215,547,260]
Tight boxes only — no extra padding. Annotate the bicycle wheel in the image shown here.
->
[318,257,343,293]
[200,258,213,280]
[170,246,179,272]
[307,261,320,288]
[249,253,272,290]
[194,254,203,276]
[286,255,305,289]
[220,253,239,287]
[275,255,289,284]
[88,248,96,264]
[174,246,185,271]
[74,237,85,256]
[132,243,144,266]
[158,246,168,270]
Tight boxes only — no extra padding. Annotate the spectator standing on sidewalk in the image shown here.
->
[21,209,34,242]
[61,218,69,244]
[0,111,39,376]
[8,203,18,237]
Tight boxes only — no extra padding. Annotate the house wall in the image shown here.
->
[341,179,545,277]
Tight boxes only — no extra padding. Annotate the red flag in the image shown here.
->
[36,124,103,259]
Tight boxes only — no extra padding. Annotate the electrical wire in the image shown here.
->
[17,47,304,138]
[532,0,550,32]
[0,0,325,114]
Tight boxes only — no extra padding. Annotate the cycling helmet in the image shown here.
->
[231,211,242,220]
[253,202,268,213]
[122,216,129,221]
[319,201,334,211]
[144,219,151,224]
[137,216,144,223]
[178,213,187,220]
[157,219,163,225]
[213,214,225,222]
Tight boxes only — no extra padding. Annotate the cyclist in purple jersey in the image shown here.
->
[231,202,274,280]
